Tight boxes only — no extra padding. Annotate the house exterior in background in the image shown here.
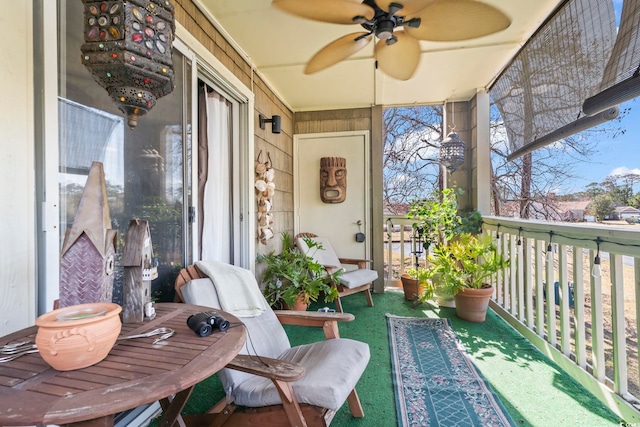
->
[615,206,640,220]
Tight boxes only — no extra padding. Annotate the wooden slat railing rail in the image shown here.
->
[482,216,640,422]
[383,214,640,422]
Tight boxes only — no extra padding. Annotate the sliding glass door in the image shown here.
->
[58,1,192,302]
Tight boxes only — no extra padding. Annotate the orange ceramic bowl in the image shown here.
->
[35,302,122,371]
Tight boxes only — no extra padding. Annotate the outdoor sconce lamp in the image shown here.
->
[439,131,465,172]
[259,114,281,134]
[80,0,176,129]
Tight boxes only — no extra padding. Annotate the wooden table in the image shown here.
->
[0,303,246,427]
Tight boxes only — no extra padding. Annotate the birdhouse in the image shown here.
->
[122,218,157,323]
[59,162,117,308]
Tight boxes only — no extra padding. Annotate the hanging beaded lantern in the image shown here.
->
[439,131,465,172]
[81,0,175,128]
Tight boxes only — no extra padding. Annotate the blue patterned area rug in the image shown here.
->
[387,315,516,427]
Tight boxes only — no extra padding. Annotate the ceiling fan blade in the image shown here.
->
[375,31,421,80]
[406,0,510,41]
[376,0,434,16]
[305,32,372,74]
[272,0,374,24]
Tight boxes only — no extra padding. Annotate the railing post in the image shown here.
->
[495,232,503,305]
[546,243,556,348]
[386,222,393,287]
[573,247,586,369]
[590,249,605,382]
[559,244,570,357]
[524,237,534,328]
[611,253,628,396]
[502,235,510,310]
[516,235,524,320]
[535,240,544,337]
[636,258,640,394]
[510,234,517,316]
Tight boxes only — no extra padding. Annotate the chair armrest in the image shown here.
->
[273,310,355,339]
[339,258,372,264]
[273,310,354,325]
[338,258,372,269]
[227,354,305,382]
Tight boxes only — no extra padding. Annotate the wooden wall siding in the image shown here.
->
[173,0,295,257]
[294,109,372,134]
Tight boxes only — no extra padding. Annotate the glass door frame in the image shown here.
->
[40,7,256,313]
[177,23,256,272]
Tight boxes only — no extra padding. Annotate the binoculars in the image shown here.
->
[186,311,230,337]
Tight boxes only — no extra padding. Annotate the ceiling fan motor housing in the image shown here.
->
[376,19,395,39]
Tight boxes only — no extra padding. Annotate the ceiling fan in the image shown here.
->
[272,0,511,80]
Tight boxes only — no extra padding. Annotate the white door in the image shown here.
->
[294,131,370,260]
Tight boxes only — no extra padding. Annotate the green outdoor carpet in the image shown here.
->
[387,315,516,426]
[154,290,623,427]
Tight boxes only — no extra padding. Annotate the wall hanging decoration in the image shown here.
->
[255,151,275,245]
[320,157,347,203]
[80,0,175,128]
[59,162,117,308]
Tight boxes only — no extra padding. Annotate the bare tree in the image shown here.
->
[489,103,627,219]
[383,106,443,213]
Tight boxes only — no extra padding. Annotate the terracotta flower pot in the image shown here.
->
[283,294,309,311]
[453,286,494,322]
[35,302,122,371]
[400,275,419,301]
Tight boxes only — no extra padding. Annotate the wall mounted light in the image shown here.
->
[259,114,281,134]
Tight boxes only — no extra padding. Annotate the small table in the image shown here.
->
[0,303,246,427]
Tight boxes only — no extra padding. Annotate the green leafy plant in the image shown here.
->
[426,233,509,296]
[407,188,482,248]
[257,232,340,308]
[405,267,435,303]
[406,188,483,302]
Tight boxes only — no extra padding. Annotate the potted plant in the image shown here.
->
[426,233,509,322]
[257,232,340,310]
[407,188,482,306]
[400,267,435,302]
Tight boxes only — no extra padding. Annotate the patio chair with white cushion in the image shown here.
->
[174,261,370,427]
[295,233,376,313]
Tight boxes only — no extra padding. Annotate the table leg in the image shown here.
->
[157,386,194,427]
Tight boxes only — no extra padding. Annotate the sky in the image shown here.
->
[557,98,640,194]
[551,0,638,194]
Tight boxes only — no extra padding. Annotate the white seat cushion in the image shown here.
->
[232,338,370,410]
[340,268,378,289]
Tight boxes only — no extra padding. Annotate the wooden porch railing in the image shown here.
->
[383,214,640,422]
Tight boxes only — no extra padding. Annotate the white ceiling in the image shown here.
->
[196,0,564,111]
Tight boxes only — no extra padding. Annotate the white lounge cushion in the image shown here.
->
[295,236,341,268]
[232,338,370,410]
[181,277,292,396]
[340,268,378,289]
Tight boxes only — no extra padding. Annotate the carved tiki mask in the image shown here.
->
[320,157,346,203]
